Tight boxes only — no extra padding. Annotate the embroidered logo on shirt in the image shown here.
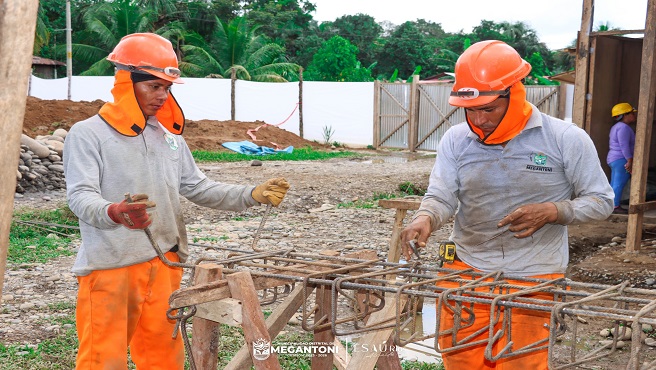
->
[164,132,179,151]
[527,153,553,172]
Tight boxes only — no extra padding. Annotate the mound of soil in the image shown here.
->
[22,96,321,151]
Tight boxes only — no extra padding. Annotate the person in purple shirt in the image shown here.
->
[607,102,637,214]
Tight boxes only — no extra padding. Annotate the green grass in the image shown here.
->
[192,146,362,162]
[337,181,426,209]
[9,206,79,264]
[192,235,229,243]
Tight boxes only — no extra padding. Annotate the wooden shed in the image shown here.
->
[31,56,65,79]
[573,0,656,252]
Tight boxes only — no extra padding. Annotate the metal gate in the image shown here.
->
[374,80,560,151]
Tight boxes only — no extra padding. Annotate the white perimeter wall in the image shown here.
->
[28,75,374,147]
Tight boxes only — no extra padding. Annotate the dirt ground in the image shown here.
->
[16,96,656,368]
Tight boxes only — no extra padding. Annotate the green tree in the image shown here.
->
[375,21,434,79]
[180,16,300,81]
[74,0,157,76]
[242,0,316,60]
[304,35,373,82]
[325,14,383,67]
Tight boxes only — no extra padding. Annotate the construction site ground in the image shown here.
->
[6,97,656,368]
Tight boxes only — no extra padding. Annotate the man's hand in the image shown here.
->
[400,215,432,261]
[625,158,633,174]
[107,193,156,229]
[497,202,558,238]
[252,177,290,207]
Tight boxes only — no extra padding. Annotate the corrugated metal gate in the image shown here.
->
[374,79,560,151]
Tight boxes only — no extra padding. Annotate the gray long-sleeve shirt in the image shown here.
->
[64,115,259,276]
[415,104,614,276]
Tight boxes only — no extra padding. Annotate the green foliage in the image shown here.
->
[305,36,373,81]
[398,181,426,196]
[192,146,362,162]
[9,206,79,264]
[401,360,445,370]
[322,125,335,144]
[376,21,434,79]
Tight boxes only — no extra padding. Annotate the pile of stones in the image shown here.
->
[16,128,67,195]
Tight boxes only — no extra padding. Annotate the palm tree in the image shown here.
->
[180,16,300,82]
[74,0,157,76]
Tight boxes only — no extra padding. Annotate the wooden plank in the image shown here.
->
[0,0,39,300]
[583,36,598,135]
[408,75,419,151]
[626,0,656,253]
[375,336,403,370]
[333,338,350,370]
[312,284,335,370]
[227,271,282,370]
[191,264,223,370]
[225,284,315,370]
[629,200,656,214]
[377,197,422,211]
[572,0,594,128]
[387,209,407,264]
[345,293,407,370]
[196,298,242,326]
[374,80,381,148]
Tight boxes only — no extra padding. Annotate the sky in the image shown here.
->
[310,0,649,50]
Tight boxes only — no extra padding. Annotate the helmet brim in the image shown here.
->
[449,94,499,108]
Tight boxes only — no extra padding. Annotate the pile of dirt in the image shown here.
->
[22,96,322,151]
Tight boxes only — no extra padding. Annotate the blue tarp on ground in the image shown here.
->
[222,140,294,155]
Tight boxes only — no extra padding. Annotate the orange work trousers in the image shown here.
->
[75,252,184,370]
[437,260,564,370]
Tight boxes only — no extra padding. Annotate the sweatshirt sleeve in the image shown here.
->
[551,125,614,224]
[414,129,459,231]
[176,138,259,211]
[617,125,635,160]
[63,123,118,229]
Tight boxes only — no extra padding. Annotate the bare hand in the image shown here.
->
[497,203,558,238]
[400,215,432,260]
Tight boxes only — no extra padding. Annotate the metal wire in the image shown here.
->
[171,247,656,369]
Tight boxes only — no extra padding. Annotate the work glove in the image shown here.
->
[107,193,156,229]
[252,177,290,207]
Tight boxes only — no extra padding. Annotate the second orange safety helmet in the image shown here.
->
[107,33,184,84]
[449,40,531,108]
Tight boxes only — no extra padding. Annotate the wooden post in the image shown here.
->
[373,80,381,148]
[626,0,656,253]
[225,284,315,370]
[191,264,223,369]
[299,67,304,139]
[0,0,40,301]
[227,272,282,370]
[572,0,594,128]
[312,284,335,370]
[408,75,419,151]
[378,198,422,264]
[231,67,236,121]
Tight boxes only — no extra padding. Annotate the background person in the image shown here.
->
[400,40,614,369]
[63,33,289,369]
[607,102,637,214]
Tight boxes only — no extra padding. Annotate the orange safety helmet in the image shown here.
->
[449,40,531,108]
[107,33,184,84]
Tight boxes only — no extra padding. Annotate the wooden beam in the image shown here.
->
[572,0,594,128]
[345,293,407,370]
[0,0,40,301]
[312,284,335,370]
[626,0,656,253]
[373,80,381,148]
[227,271,282,370]
[196,298,242,325]
[191,264,223,370]
[225,284,315,370]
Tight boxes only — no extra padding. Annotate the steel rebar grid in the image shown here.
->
[175,245,656,369]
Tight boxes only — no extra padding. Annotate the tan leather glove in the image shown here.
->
[107,193,156,229]
[252,177,290,207]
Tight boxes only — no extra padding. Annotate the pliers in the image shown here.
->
[408,240,422,260]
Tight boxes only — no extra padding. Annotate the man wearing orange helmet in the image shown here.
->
[63,33,289,369]
[401,40,613,369]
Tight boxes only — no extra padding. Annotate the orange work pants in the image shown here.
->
[438,261,563,370]
[75,252,184,370]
